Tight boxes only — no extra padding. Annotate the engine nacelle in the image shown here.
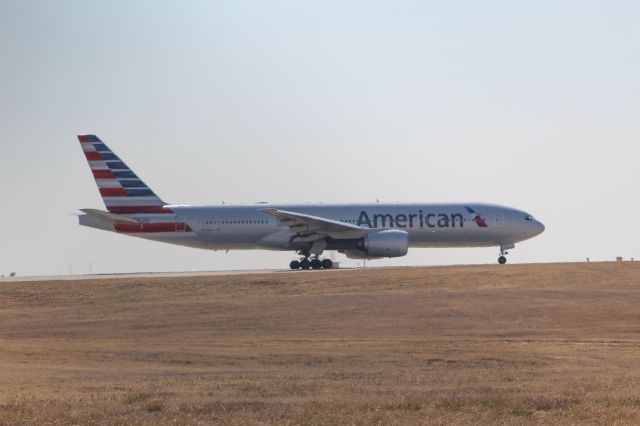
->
[345,230,409,259]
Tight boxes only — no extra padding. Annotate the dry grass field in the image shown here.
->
[1,262,640,425]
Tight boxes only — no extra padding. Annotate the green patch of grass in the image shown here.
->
[126,392,154,404]
[510,406,533,417]
[386,400,423,411]
[437,397,464,412]
[481,397,533,417]
[481,397,508,412]
[526,396,576,411]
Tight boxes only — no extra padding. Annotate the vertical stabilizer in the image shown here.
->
[78,134,170,214]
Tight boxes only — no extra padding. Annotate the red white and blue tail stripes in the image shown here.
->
[78,134,171,215]
[78,134,193,234]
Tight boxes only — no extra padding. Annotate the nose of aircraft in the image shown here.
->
[531,220,545,236]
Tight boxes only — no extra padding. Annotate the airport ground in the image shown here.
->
[1,262,640,425]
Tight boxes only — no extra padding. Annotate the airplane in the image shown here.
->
[77,134,545,269]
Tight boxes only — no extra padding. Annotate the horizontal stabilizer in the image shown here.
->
[80,209,140,224]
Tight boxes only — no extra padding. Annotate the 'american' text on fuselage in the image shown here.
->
[357,211,466,229]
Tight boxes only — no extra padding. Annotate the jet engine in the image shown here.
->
[344,230,409,259]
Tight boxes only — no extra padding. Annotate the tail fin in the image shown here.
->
[78,134,171,214]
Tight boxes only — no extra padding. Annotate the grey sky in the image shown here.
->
[1,1,638,275]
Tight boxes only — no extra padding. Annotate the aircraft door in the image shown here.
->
[493,214,504,228]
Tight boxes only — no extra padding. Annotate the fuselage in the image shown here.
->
[81,202,545,252]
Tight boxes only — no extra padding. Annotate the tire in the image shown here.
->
[321,259,333,269]
[311,259,322,269]
[498,256,507,265]
[300,259,311,270]
[289,260,300,270]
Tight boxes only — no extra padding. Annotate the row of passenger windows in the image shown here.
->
[199,219,270,225]
[200,217,482,227]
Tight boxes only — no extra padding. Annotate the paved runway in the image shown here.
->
[0,269,294,282]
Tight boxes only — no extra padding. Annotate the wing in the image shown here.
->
[261,208,368,241]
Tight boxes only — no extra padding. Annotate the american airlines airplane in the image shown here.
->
[77,135,545,269]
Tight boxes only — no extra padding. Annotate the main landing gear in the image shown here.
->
[290,241,332,270]
[289,257,333,270]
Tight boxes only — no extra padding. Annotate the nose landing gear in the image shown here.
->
[497,243,515,264]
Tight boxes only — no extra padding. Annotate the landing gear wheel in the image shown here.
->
[290,260,300,270]
[300,259,311,270]
[321,259,333,269]
[498,256,507,265]
[311,259,322,269]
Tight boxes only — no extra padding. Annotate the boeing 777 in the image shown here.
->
[77,135,545,269]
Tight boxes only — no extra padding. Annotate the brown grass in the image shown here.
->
[1,262,640,424]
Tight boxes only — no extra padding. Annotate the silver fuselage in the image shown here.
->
[80,202,544,252]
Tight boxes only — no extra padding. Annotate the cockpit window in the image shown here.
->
[525,215,534,221]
